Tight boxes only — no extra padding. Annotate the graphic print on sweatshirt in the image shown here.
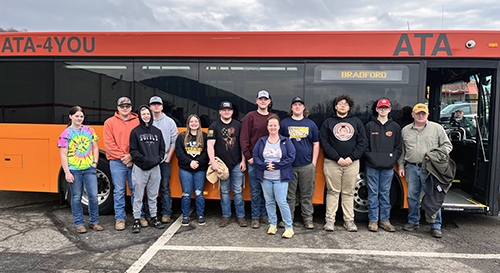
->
[139,133,159,146]
[287,126,309,142]
[186,140,202,157]
[333,122,355,141]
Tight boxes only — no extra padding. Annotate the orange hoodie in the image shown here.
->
[103,111,140,160]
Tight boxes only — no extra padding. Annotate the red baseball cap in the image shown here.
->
[377,99,391,108]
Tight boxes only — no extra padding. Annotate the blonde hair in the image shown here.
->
[287,106,309,118]
[183,114,204,149]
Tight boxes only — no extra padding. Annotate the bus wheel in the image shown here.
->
[62,159,114,215]
[354,172,369,222]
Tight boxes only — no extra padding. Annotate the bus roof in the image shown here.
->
[1,31,499,58]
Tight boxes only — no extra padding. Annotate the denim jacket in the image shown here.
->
[252,135,296,183]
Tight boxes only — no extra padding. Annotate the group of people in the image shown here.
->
[58,90,452,239]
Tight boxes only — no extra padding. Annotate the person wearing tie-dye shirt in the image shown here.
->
[58,106,103,234]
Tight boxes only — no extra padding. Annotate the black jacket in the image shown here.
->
[319,112,367,161]
[129,105,166,170]
[364,117,402,169]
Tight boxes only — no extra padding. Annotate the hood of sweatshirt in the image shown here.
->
[137,105,154,128]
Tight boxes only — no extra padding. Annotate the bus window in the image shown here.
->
[0,62,54,124]
[199,63,305,123]
[305,63,420,127]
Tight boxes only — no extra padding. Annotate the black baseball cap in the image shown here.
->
[291,96,304,105]
[219,101,233,110]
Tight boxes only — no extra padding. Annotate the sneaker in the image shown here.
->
[431,228,443,238]
[150,217,164,229]
[198,216,206,226]
[139,217,149,228]
[89,223,104,231]
[132,219,141,233]
[403,222,419,231]
[251,219,260,229]
[304,220,314,230]
[267,224,277,235]
[237,217,248,227]
[115,220,126,231]
[181,218,190,226]
[76,225,87,234]
[161,215,171,223]
[379,221,396,232]
[282,228,294,239]
[343,220,358,232]
[260,217,269,224]
[219,217,231,227]
[323,221,334,232]
[278,220,286,228]
[368,221,378,232]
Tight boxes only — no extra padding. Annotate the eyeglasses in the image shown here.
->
[118,105,131,109]
[337,103,349,107]
[377,107,390,111]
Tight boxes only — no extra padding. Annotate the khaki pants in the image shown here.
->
[323,158,360,223]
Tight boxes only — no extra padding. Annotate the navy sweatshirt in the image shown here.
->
[129,105,166,170]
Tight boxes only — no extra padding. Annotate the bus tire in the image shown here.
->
[61,157,114,215]
[353,171,399,223]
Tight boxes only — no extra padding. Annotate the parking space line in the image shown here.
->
[159,245,500,260]
[126,216,184,273]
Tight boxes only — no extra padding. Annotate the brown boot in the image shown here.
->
[115,220,126,231]
[90,223,104,231]
[379,221,396,232]
[161,215,171,223]
[76,225,87,234]
[139,217,149,228]
[237,217,248,227]
[251,219,260,229]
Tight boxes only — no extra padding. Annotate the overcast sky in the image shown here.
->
[1,0,499,32]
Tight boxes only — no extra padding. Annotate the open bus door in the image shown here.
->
[426,60,499,216]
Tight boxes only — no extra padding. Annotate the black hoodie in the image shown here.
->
[364,116,402,169]
[319,112,367,162]
[129,105,166,170]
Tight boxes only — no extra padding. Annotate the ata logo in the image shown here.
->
[393,33,452,56]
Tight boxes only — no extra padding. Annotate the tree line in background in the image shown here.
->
[0,27,28,32]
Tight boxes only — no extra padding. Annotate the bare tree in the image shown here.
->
[0,27,28,32]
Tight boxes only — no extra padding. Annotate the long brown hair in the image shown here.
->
[67,106,85,127]
[183,114,204,149]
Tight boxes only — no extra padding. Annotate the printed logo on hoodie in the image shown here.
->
[333,122,355,141]
[139,133,159,146]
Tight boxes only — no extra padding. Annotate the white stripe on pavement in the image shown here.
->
[126,215,184,273]
[159,245,500,260]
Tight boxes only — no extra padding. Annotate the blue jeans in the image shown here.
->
[159,162,173,217]
[141,161,171,218]
[366,166,393,222]
[179,168,206,218]
[109,160,134,221]
[220,165,245,218]
[262,179,293,229]
[248,163,267,219]
[406,163,442,229]
[69,167,99,226]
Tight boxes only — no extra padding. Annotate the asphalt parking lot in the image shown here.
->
[1,190,500,273]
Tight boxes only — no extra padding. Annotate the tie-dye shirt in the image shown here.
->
[57,125,98,170]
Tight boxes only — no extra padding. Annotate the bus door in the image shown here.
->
[426,60,498,215]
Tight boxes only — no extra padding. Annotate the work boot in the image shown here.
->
[431,228,443,238]
[139,217,149,228]
[115,220,126,231]
[237,217,248,227]
[76,225,87,234]
[219,217,231,227]
[161,215,171,223]
[379,221,396,232]
[403,222,419,231]
[278,220,286,228]
[251,219,260,229]
[368,221,378,232]
[304,220,314,229]
[89,223,104,231]
[260,217,269,224]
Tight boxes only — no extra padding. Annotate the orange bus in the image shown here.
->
[1,31,498,218]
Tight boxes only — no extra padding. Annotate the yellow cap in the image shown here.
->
[412,103,428,113]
